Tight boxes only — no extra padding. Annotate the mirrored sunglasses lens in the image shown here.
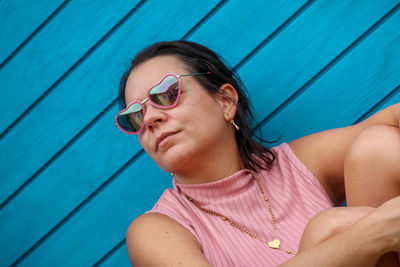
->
[117,103,144,133]
[149,75,179,106]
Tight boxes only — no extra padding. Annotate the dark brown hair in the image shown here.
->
[119,40,275,171]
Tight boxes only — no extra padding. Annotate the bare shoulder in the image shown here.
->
[289,103,400,205]
[126,213,213,267]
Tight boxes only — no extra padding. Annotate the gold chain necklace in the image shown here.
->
[186,170,297,255]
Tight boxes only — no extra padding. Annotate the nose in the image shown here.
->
[142,103,167,132]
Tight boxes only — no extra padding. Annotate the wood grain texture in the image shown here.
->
[0,0,220,266]
[0,0,139,133]
[238,0,398,123]
[262,5,400,145]
[188,0,309,67]
[97,243,130,267]
[0,0,218,205]
[0,0,65,63]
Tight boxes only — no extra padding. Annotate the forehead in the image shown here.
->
[125,55,189,102]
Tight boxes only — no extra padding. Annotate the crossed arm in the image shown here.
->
[285,102,400,266]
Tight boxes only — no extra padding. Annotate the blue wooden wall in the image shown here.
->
[1,0,400,266]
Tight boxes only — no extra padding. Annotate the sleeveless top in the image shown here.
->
[146,143,334,266]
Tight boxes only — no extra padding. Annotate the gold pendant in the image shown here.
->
[267,239,280,249]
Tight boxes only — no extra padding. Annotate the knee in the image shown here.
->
[299,207,374,252]
[345,125,400,166]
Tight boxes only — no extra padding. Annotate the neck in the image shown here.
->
[173,141,245,184]
[174,158,245,185]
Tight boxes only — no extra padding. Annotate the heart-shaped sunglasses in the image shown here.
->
[116,72,210,134]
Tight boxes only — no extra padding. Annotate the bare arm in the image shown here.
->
[128,197,400,267]
[281,196,400,267]
[126,213,214,267]
[289,103,400,205]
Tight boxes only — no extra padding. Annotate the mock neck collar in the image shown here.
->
[173,169,255,206]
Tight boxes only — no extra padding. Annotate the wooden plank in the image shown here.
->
[260,8,400,144]
[358,88,400,121]
[236,0,398,124]
[0,104,145,265]
[385,92,400,106]
[9,2,400,266]
[0,1,220,265]
[0,0,308,203]
[0,0,64,63]
[98,244,130,267]
[0,2,311,263]
[0,0,139,134]
[380,91,400,109]
[0,0,141,202]
[188,0,308,67]
[18,153,170,266]
[0,0,219,205]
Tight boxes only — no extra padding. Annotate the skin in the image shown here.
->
[125,55,243,185]
[124,55,400,266]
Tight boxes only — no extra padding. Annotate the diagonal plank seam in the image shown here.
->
[254,3,400,133]
[101,83,400,267]
[354,84,400,124]
[0,0,225,210]
[0,0,310,213]
[92,239,126,266]
[0,99,118,211]
[0,0,147,208]
[0,0,222,211]
[0,0,146,141]
[0,0,71,71]
[7,1,369,265]
[92,1,324,264]
[0,0,311,212]
[9,149,145,267]
[233,0,316,72]
[84,3,400,265]
[181,0,228,40]
[3,2,317,264]
[7,1,226,264]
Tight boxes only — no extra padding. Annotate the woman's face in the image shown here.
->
[125,55,234,174]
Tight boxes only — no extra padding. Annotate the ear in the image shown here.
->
[217,83,239,122]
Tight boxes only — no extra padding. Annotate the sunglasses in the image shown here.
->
[116,72,210,135]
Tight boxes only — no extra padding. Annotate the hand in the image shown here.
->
[351,195,400,254]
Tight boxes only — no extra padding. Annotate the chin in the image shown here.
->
[160,156,189,173]
[157,147,195,173]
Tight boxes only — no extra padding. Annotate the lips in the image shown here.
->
[155,131,178,151]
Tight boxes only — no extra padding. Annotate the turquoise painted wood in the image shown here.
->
[1,0,399,266]
[0,0,64,63]
[188,0,309,67]
[239,0,398,123]
[18,153,170,266]
[99,243,130,267]
[0,0,218,205]
[0,0,139,133]
[263,8,400,145]
[1,1,305,264]
[1,0,221,265]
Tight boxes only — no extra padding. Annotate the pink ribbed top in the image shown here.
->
[146,143,334,266]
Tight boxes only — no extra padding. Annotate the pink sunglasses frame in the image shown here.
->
[116,72,210,135]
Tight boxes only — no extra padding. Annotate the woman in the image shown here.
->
[116,41,400,266]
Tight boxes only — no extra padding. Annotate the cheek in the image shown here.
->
[138,135,152,153]
[186,95,222,120]
[193,101,224,129]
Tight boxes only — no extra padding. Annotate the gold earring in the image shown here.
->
[230,120,240,131]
